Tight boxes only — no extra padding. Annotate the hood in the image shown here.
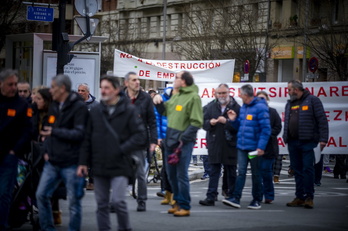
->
[60,92,84,110]
[86,94,96,103]
[180,84,199,94]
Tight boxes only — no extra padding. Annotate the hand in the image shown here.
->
[77,165,88,177]
[320,142,326,151]
[40,126,53,137]
[153,94,163,104]
[149,143,157,153]
[44,153,49,161]
[210,118,217,126]
[217,116,227,124]
[257,148,264,156]
[9,150,15,155]
[227,110,237,121]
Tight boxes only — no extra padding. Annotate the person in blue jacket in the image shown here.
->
[222,84,271,210]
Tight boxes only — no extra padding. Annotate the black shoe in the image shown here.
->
[156,191,165,197]
[137,201,146,212]
[199,198,215,206]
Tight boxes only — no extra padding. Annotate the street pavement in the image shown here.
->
[14,160,348,231]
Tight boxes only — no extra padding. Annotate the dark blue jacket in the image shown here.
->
[283,90,328,144]
[230,97,271,151]
[263,107,282,159]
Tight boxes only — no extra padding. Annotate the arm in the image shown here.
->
[312,97,329,150]
[257,105,271,151]
[270,108,282,137]
[13,105,32,154]
[181,96,203,142]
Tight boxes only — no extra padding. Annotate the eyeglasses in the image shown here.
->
[18,90,29,93]
[216,92,228,95]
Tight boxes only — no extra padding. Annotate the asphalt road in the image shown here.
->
[14,163,348,231]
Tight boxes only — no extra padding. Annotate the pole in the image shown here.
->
[162,0,167,60]
[56,0,67,75]
[302,0,309,81]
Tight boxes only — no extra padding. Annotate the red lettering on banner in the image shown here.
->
[330,86,339,96]
[138,58,143,62]
[317,87,327,97]
[157,72,175,79]
[120,53,132,58]
[278,137,285,147]
[343,86,348,96]
[281,112,285,122]
[333,110,342,121]
[194,138,207,149]
[327,137,347,147]
[201,88,211,98]
[269,87,277,97]
[139,70,150,77]
[145,61,152,65]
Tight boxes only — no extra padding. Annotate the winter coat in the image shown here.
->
[44,92,88,167]
[230,97,271,151]
[203,97,240,165]
[283,90,328,144]
[155,87,172,139]
[0,92,32,162]
[158,84,203,150]
[79,94,146,177]
[263,107,282,159]
[85,94,99,111]
[125,89,157,147]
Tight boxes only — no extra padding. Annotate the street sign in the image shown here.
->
[308,57,319,73]
[27,6,54,22]
[75,0,98,17]
[75,17,99,36]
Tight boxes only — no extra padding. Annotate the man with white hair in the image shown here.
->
[78,83,99,111]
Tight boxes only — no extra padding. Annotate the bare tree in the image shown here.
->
[173,0,275,81]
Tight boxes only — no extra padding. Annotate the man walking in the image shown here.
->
[124,72,157,212]
[78,76,145,231]
[36,74,88,231]
[153,71,203,216]
[0,69,32,231]
[223,84,270,209]
[284,80,328,209]
[199,83,240,206]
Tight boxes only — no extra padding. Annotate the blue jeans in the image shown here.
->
[207,163,236,200]
[0,154,18,231]
[232,149,262,202]
[36,162,85,231]
[201,155,210,175]
[287,140,316,200]
[260,157,275,200]
[165,141,194,210]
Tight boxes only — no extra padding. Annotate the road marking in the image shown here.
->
[160,209,285,214]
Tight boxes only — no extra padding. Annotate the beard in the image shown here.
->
[218,97,229,105]
[290,94,298,102]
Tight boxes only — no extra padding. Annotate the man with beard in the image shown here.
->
[284,80,328,209]
[78,76,145,231]
[199,83,240,206]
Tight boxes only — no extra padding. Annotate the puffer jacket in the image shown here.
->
[283,90,328,143]
[155,87,172,139]
[44,92,88,167]
[230,97,271,151]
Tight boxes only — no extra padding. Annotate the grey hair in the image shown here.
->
[240,84,254,97]
[124,71,137,81]
[0,69,18,82]
[288,79,304,91]
[217,83,229,89]
[52,74,72,92]
[78,83,90,92]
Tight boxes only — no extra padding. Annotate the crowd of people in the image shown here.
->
[0,68,345,231]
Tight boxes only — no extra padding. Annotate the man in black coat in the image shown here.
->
[36,74,89,231]
[199,83,240,206]
[78,76,146,231]
[124,72,157,212]
[284,80,328,209]
[0,69,32,231]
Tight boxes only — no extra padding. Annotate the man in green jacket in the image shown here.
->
[153,70,203,217]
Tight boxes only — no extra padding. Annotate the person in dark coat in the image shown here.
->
[36,74,89,231]
[78,76,146,231]
[284,80,328,209]
[256,91,282,204]
[124,72,157,212]
[0,69,32,231]
[199,84,240,206]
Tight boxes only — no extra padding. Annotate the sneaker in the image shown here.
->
[286,198,305,207]
[323,166,332,173]
[201,173,209,180]
[273,176,280,184]
[53,210,62,226]
[264,199,273,204]
[222,197,240,208]
[173,209,190,217]
[199,198,215,206]
[304,198,314,209]
[137,201,146,212]
[221,190,228,198]
[247,200,261,209]
[156,191,165,197]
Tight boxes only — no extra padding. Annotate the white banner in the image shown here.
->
[193,82,348,155]
[113,49,235,83]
